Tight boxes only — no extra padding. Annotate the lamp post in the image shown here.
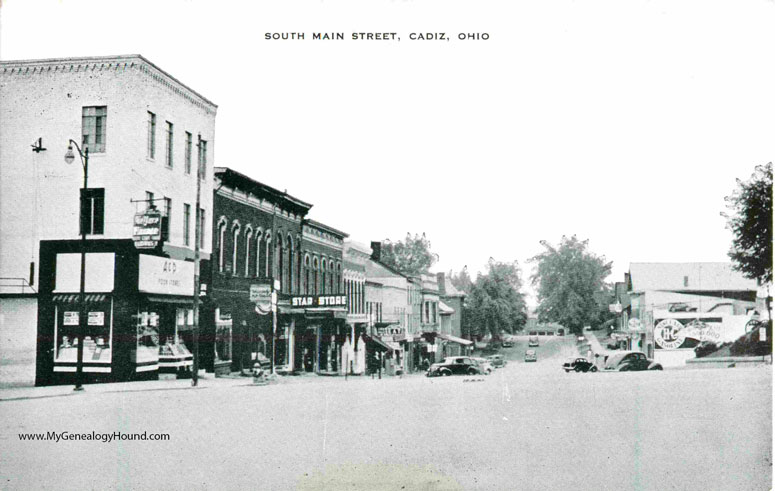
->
[64,140,88,391]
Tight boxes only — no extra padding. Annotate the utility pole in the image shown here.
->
[191,135,203,386]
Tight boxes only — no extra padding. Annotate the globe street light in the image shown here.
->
[64,140,88,391]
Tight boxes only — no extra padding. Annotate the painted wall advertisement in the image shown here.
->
[138,255,194,296]
[654,317,723,350]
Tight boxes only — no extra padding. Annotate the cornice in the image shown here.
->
[0,54,217,116]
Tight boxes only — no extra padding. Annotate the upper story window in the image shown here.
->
[147,112,156,159]
[198,208,206,249]
[165,121,174,168]
[82,106,107,153]
[198,137,207,179]
[185,132,192,174]
[183,203,191,247]
[161,197,172,242]
[80,188,104,235]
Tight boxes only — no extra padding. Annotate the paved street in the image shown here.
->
[0,337,771,490]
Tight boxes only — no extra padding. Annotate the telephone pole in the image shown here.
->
[191,135,203,386]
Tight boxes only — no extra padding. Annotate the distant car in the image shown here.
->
[487,355,506,368]
[426,357,482,377]
[563,357,597,373]
[501,340,514,348]
[528,336,539,347]
[524,349,537,362]
[604,351,663,372]
[577,335,586,342]
[472,357,494,375]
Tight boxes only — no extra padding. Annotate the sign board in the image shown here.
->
[628,318,643,331]
[138,255,194,296]
[133,209,162,248]
[88,312,104,326]
[609,303,622,313]
[64,312,79,326]
[290,295,347,308]
[251,283,273,315]
[654,318,685,349]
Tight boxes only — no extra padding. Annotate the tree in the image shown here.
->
[448,267,474,295]
[723,162,773,284]
[379,233,438,276]
[530,236,612,335]
[466,259,528,339]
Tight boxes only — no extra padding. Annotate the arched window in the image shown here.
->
[312,256,319,295]
[321,257,327,294]
[264,231,272,278]
[336,262,342,294]
[274,231,283,289]
[217,217,227,273]
[303,254,310,294]
[255,229,263,277]
[244,226,253,277]
[231,221,241,275]
[329,260,335,293]
[285,233,293,294]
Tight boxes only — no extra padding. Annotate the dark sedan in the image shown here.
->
[604,351,663,371]
[563,357,597,373]
[426,357,482,377]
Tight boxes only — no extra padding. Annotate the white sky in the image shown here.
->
[2,0,774,300]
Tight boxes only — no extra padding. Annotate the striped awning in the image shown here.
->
[52,293,108,303]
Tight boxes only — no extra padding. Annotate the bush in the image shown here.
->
[694,341,722,358]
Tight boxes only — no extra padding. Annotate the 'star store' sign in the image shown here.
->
[291,295,347,308]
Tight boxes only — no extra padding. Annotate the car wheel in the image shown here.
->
[590,366,598,372]
[441,370,451,377]
[650,365,663,371]
[468,368,478,375]
[618,365,629,372]
[574,366,582,373]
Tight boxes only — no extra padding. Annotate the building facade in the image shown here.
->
[0,55,217,385]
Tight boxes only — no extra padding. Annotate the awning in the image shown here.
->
[374,321,399,328]
[438,301,455,314]
[438,333,474,346]
[52,293,108,303]
[146,295,194,305]
[365,335,393,352]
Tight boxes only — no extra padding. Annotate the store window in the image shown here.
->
[134,310,159,369]
[54,299,112,365]
[215,308,233,364]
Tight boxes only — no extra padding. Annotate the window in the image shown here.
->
[82,106,107,153]
[183,204,191,246]
[80,188,104,235]
[185,132,192,174]
[683,276,689,287]
[198,208,206,248]
[147,112,156,159]
[245,229,253,277]
[198,137,207,178]
[217,221,227,273]
[232,225,240,275]
[165,121,174,167]
[162,197,171,242]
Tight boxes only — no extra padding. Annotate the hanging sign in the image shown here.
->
[133,209,162,249]
[252,283,273,315]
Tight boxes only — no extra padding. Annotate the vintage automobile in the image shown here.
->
[472,357,494,375]
[603,351,663,371]
[528,336,539,347]
[426,357,482,377]
[563,357,597,373]
[487,354,506,368]
[524,349,537,362]
[501,339,514,348]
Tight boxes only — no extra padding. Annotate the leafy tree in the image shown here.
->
[448,267,474,295]
[722,162,773,283]
[530,236,612,335]
[379,233,438,276]
[466,259,528,339]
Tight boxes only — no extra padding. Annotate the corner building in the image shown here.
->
[0,55,217,385]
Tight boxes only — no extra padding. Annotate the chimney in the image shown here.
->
[370,241,382,261]
[437,272,446,294]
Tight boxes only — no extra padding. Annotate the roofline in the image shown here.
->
[368,258,410,279]
[304,219,349,239]
[214,167,313,212]
[1,54,217,109]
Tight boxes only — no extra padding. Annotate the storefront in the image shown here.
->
[37,239,198,386]
[281,294,349,375]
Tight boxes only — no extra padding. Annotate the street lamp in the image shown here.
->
[64,140,88,391]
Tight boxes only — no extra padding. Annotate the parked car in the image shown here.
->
[524,349,537,362]
[604,351,663,372]
[528,336,539,347]
[563,357,597,373]
[472,357,494,375]
[487,354,506,368]
[501,340,514,348]
[426,357,482,377]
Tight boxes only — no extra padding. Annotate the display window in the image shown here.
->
[157,307,193,368]
[54,298,112,366]
[133,311,160,370]
[215,308,233,363]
